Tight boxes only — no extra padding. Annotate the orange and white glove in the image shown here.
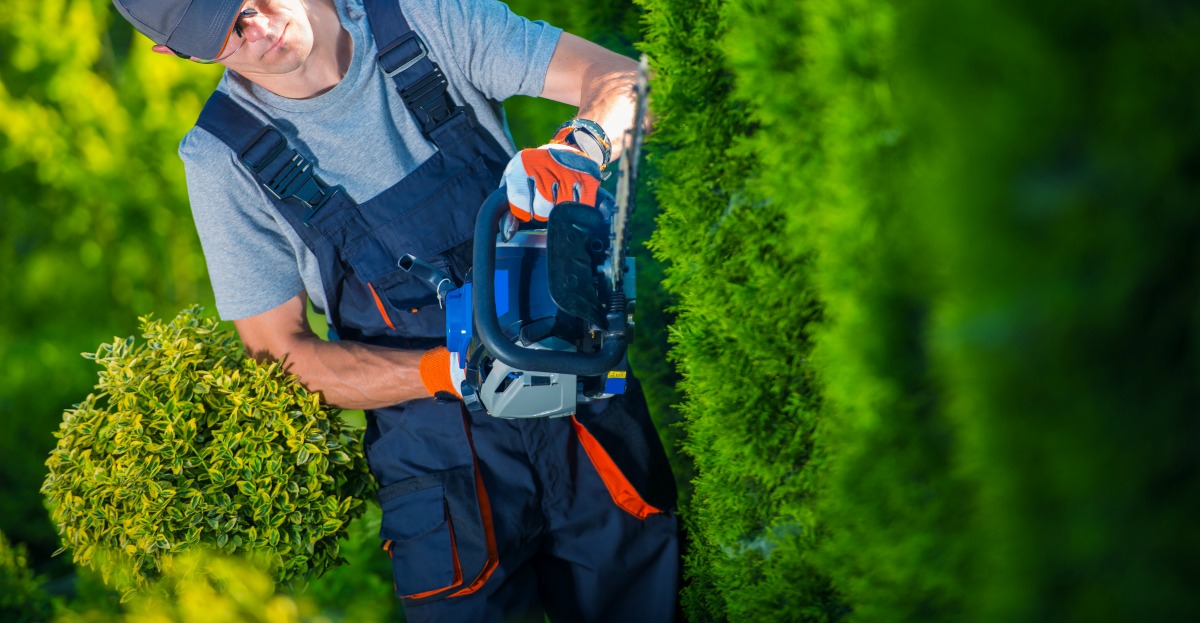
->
[418,347,466,400]
[503,125,604,222]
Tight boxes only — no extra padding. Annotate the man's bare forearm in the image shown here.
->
[577,61,638,161]
[541,33,642,160]
[276,336,429,410]
[234,292,430,410]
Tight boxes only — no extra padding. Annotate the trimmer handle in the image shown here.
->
[473,187,626,377]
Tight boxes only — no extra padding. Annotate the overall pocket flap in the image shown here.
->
[379,479,446,541]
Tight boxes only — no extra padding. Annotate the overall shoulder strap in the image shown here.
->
[195,91,345,226]
[364,0,460,142]
[195,90,361,332]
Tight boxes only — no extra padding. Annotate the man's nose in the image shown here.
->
[239,11,270,43]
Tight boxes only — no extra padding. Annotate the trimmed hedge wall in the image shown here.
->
[791,2,976,620]
[638,1,832,620]
[639,0,1200,621]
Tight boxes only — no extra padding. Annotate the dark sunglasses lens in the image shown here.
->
[234,9,259,38]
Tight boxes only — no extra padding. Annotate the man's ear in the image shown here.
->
[151,44,179,57]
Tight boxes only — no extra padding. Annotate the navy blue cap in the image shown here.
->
[112,0,244,60]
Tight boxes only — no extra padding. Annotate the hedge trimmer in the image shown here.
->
[404,56,650,418]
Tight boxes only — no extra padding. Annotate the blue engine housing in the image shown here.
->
[446,232,559,365]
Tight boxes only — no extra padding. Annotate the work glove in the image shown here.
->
[503,125,605,222]
[418,347,466,400]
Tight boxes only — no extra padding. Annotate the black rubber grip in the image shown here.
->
[473,187,626,376]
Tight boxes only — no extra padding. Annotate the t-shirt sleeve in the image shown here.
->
[179,127,306,321]
[412,0,562,102]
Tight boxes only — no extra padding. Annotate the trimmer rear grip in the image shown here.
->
[397,253,455,305]
[473,187,627,377]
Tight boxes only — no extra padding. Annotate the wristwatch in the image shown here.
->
[555,118,612,171]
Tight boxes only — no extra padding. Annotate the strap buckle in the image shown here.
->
[401,68,457,136]
[376,32,457,137]
[377,32,427,78]
[239,127,337,217]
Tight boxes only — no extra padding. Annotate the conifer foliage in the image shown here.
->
[904,2,1200,620]
[636,0,832,620]
[638,0,1200,621]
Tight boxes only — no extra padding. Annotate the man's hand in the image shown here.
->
[503,139,602,222]
[509,29,642,223]
[418,346,466,400]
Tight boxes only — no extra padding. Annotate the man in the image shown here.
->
[110,0,679,621]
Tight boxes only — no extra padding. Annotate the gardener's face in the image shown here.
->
[216,0,316,76]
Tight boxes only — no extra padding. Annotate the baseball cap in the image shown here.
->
[112,0,245,60]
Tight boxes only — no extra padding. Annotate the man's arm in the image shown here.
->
[539,32,641,160]
[235,292,430,410]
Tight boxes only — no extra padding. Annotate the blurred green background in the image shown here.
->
[1,0,220,566]
[5,0,1200,621]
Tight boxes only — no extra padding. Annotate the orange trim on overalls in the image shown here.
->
[447,460,499,596]
[449,416,500,597]
[571,416,662,520]
[396,502,464,600]
[367,283,396,330]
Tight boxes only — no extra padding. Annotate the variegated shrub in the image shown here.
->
[42,307,374,592]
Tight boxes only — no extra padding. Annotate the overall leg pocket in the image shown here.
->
[379,475,461,599]
[378,465,498,603]
[368,403,499,603]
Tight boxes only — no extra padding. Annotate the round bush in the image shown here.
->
[41,307,374,591]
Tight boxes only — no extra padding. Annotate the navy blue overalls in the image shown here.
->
[193,2,679,621]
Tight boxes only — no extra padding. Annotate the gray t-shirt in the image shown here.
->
[180,0,561,320]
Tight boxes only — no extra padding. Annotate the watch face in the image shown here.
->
[577,119,611,149]
[565,119,611,168]
[570,133,607,169]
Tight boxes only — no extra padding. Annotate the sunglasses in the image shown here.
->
[170,8,260,64]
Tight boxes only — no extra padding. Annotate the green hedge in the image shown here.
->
[640,0,1200,621]
[792,2,977,620]
[638,0,831,620]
